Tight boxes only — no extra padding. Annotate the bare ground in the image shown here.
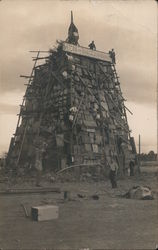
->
[0,169,157,250]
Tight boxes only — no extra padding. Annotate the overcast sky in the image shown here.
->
[0,0,157,156]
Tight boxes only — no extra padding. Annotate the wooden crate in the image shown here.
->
[31,205,59,221]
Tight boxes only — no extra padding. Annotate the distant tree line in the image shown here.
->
[139,151,157,161]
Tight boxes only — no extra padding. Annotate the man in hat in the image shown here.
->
[129,159,135,176]
[88,41,96,50]
[109,48,116,64]
[109,158,118,188]
[34,139,47,187]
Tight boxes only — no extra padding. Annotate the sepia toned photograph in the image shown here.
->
[0,0,157,249]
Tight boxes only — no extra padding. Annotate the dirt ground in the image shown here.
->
[0,167,157,250]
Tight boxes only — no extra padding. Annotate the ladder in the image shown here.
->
[111,63,130,136]
[72,93,85,128]
[16,51,40,167]
[14,51,40,140]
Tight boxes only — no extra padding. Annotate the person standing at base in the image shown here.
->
[34,138,47,187]
[109,158,118,188]
[35,147,43,187]
[129,159,135,176]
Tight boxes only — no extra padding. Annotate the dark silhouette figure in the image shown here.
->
[129,160,135,176]
[109,48,116,64]
[88,41,96,50]
[109,158,118,188]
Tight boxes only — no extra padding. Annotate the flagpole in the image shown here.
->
[156,2,158,161]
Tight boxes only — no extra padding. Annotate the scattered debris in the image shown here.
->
[77,193,86,198]
[91,194,99,200]
[77,193,100,200]
[21,203,29,218]
[123,186,154,200]
[64,191,71,200]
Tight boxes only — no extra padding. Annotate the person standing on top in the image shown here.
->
[88,41,96,50]
[109,48,116,64]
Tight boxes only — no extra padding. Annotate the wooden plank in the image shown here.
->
[56,163,103,175]
[125,105,133,115]
[78,74,130,133]
[72,93,85,128]
[21,203,29,217]
[20,75,33,79]
[62,42,112,62]
[0,187,61,195]
[33,56,49,61]
[29,50,49,53]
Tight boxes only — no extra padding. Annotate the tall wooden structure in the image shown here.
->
[7,13,136,174]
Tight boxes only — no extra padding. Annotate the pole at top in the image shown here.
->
[71,11,73,23]
[138,134,141,174]
[157,46,158,160]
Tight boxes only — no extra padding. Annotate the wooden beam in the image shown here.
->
[29,50,49,53]
[72,93,85,128]
[16,123,28,166]
[78,74,130,133]
[125,106,133,115]
[32,56,49,61]
[56,163,103,175]
[0,187,61,195]
[21,203,29,218]
[20,75,33,79]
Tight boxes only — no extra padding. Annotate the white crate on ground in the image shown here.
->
[31,205,59,221]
